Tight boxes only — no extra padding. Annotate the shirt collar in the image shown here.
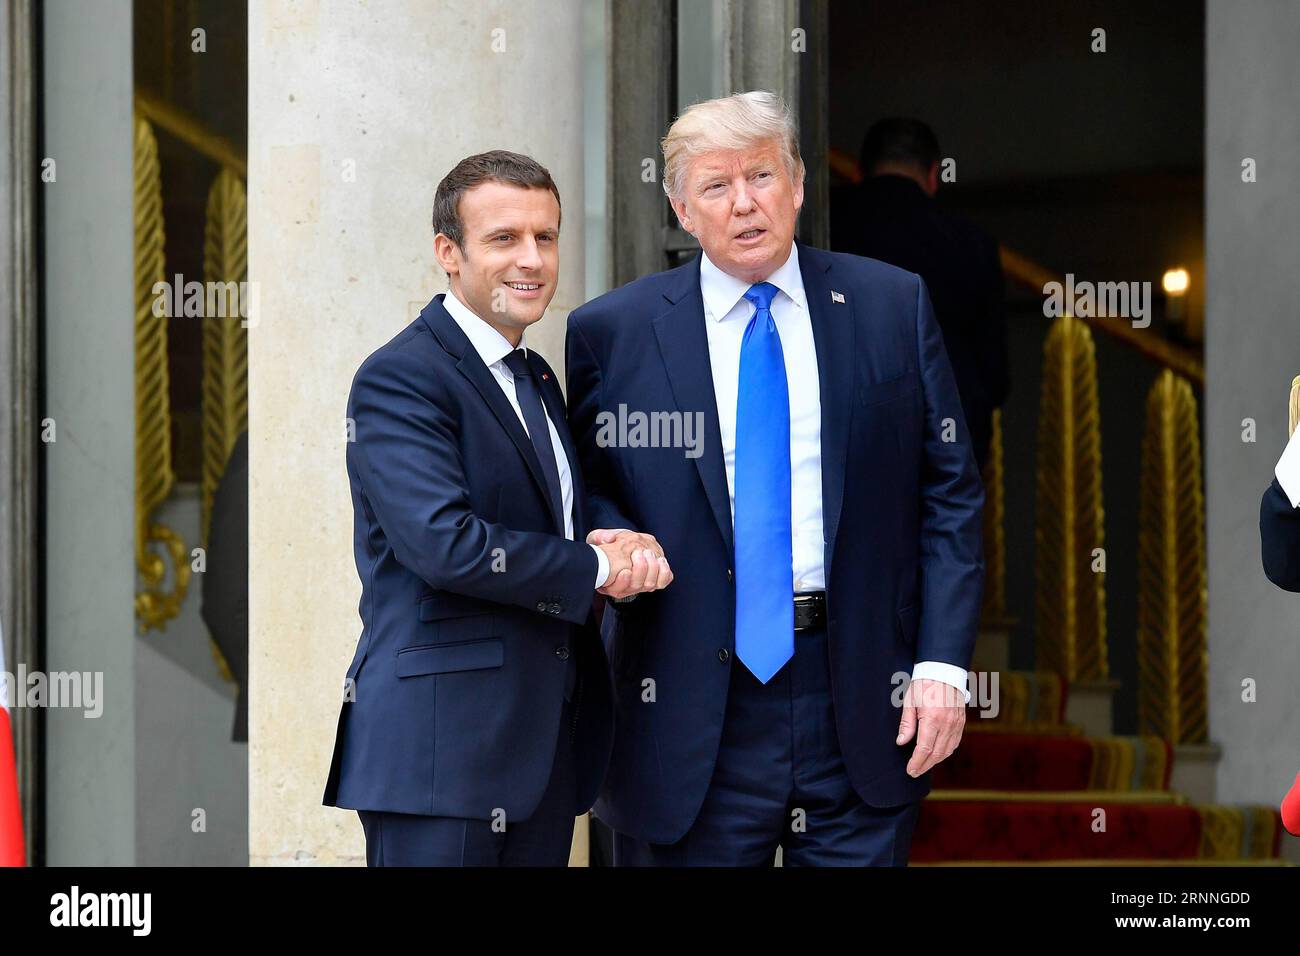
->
[698,241,806,322]
[440,287,527,367]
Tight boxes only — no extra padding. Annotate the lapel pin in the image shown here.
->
[542,372,550,381]
[831,290,845,304]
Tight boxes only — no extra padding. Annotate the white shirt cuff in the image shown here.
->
[1275,426,1300,508]
[592,544,610,589]
[911,660,971,705]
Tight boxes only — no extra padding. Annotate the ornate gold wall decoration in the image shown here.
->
[201,168,248,543]
[1035,314,1108,680]
[134,116,190,632]
[1136,370,1207,744]
[980,409,1007,624]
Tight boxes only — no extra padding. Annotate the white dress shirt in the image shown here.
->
[700,244,969,702]
[440,289,610,588]
[1276,426,1300,508]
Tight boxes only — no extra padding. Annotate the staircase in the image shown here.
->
[909,642,1290,865]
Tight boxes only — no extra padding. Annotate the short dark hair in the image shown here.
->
[859,118,941,177]
[432,149,562,249]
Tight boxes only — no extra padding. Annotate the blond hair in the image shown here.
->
[660,90,805,200]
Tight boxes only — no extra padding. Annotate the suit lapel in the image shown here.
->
[797,242,855,572]
[652,258,734,556]
[422,296,563,535]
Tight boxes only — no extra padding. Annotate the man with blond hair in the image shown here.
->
[567,91,983,865]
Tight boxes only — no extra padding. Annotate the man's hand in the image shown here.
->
[589,528,673,599]
[896,677,966,777]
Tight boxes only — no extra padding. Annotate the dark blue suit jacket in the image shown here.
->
[1261,477,1300,591]
[566,241,984,844]
[323,294,613,821]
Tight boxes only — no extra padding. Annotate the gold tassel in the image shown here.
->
[134,116,190,632]
[1035,315,1108,681]
[200,167,248,684]
[1136,371,1207,745]
[201,168,249,544]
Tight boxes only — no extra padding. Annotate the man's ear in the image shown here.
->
[670,197,694,235]
[432,232,461,277]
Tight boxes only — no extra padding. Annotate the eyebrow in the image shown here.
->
[481,225,558,236]
[694,158,776,180]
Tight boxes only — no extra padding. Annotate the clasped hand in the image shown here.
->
[587,528,673,599]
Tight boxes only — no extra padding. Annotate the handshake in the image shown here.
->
[587,528,673,600]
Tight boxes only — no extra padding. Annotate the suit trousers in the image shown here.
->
[612,627,921,866]
[358,699,578,866]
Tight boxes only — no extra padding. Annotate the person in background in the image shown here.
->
[1261,376,1300,592]
[834,117,1008,472]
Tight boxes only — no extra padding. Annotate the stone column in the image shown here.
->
[1206,0,1300,809]
[248,0,587,865]
[0,0,39,861]
[42,0,137,865]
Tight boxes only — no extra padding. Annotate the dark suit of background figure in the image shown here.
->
[1262,477,1300,592]
[832,174,1008,472]
[200,429,248,743]
[322,293,614,866]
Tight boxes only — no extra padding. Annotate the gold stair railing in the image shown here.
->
[1000,246,1204,388]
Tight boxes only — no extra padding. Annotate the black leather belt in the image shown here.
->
[793,591,826,631]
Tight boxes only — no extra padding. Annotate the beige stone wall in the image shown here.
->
[248,0,587,865]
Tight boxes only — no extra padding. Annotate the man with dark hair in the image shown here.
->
[322,149,670,865]
[835,117,1008,472]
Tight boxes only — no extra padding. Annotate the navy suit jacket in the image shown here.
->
[323,294,613,821]
[566,241,984,844]
[1261,477,1300,592]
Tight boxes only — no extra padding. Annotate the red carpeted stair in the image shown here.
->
[908,671,1288,864]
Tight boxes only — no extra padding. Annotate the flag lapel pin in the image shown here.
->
[831,290,845,304]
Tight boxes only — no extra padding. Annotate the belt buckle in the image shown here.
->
[793,591,823,632]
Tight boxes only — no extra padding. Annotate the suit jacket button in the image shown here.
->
[718,648,730,663]
[536,601,547,611]
[556,646,570,660]
[726,568,733,582]
[550,603,561,614]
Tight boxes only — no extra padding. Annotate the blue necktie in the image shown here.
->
[733,282,793,684]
